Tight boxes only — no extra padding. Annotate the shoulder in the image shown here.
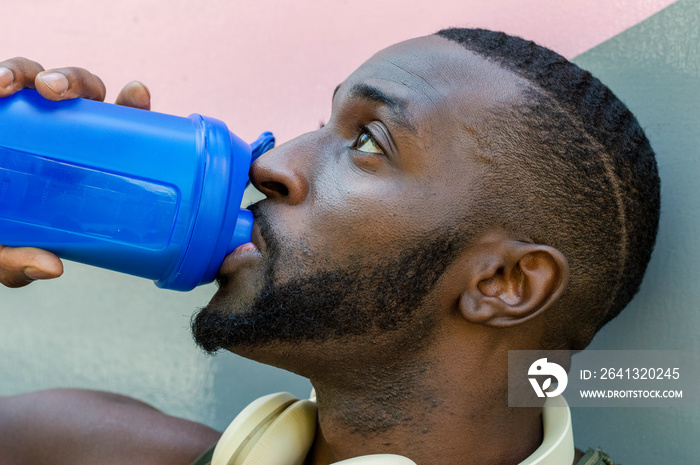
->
[0,388,220,465]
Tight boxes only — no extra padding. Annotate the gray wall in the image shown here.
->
[570,0,700,461]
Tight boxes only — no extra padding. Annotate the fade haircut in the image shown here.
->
[436,28,660,349]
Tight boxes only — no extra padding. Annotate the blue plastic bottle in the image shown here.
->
[0,89,274,291]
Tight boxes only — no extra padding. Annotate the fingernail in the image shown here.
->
[24,266,57,281]
[40,72,69,95]
[129,81,151,108]
[0,66,14,88]
[23,267,43,281]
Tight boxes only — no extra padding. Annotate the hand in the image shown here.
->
[0,246,63,288]
[0,57,152,287]
[0,57,151,108]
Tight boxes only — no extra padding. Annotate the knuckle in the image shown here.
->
[58,67,105,99]
[21,57,44,71]
[0,57,27,68]
[63,67,93,83]
[0,274,30,288]
[1,57,43,80]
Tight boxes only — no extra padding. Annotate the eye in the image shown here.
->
[353,128,384,154]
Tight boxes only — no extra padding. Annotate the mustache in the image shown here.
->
[247,201,277,258]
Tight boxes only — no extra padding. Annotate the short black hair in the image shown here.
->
[436,28,660,349]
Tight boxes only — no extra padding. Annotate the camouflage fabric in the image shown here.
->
[189,444,617,464]
[577,448,617,465]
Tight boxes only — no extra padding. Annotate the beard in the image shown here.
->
[191,204,466,354]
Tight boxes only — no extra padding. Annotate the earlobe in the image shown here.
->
[458,242,569,328]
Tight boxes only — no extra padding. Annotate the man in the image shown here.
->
[0,28,659,465]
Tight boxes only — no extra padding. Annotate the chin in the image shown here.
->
[210,266,267,314]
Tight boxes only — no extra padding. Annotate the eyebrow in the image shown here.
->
[334,83,416,132]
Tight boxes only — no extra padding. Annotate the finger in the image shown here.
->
[0,57,45,97]
[115,80,151,110]
[34,67,106,102]
[0,246,63,288]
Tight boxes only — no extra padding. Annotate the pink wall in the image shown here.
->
[6,0,675,144]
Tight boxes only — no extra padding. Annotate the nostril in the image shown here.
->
[261,181,289,197]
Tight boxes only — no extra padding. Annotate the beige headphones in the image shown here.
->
[210,392,416,465]
[211,391,573,465]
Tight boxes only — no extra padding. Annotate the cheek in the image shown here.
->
[304,178,447,259]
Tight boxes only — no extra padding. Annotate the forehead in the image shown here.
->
[327,36,531,228]
[340,35,526,136]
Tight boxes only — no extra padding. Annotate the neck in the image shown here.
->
[306,346,544,465]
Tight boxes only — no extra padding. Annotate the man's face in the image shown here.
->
[193,36,524,369]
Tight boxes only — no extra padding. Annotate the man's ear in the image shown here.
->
[458,239,569,327]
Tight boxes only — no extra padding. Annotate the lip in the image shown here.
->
[219,222,264,275]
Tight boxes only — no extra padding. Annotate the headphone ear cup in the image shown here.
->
[211,392,298,465]
[332,454,417,464]
[240,398,317,465]
[212,393,414,465]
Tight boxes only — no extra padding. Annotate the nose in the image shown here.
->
[249,139,310,205]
